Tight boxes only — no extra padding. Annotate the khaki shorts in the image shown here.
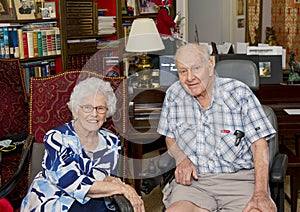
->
[163,169,255,212]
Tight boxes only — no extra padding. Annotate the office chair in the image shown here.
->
[142,59,288,212]
[0,71,133,212]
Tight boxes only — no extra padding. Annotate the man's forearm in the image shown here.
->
[251,138,270,193]
[165,136,187,165]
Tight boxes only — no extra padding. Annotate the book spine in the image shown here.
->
[22,31,29,59]
[36,30,43,57]
[32,31,39,57]
[12,27,19,58]
[46,30,52,56]
[55,28,61,55]
[50,29,56,55]
[49,59,56,75]
[41,30,48,56]
[18,29,24,59]
[3,27,9,59]
[8,27,14,58]
[0,27,4,59]
[27,31,34,58]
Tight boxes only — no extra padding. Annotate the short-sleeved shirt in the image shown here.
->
[21,121,120,211]
[157,76,276,174]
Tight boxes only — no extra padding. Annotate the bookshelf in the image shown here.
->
[58,0,122,72]
[0,16,61,91]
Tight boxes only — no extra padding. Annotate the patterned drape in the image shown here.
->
[272,0,300,65]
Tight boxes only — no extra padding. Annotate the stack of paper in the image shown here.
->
[98,16,116,35]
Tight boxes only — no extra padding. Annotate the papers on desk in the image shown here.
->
[283,109,300,115]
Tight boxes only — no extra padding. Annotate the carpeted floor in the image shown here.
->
[141,138,300,212]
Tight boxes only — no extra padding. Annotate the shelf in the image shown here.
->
[19,55,61,63]
[122,14,158,20]
[0,19,59,24]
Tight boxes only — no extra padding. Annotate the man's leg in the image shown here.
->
[166,200,209,212]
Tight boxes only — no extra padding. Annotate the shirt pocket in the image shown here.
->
[217,132,245,163]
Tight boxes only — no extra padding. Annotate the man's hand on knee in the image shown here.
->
[174,157,198,185]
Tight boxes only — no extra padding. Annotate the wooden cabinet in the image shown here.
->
[59,0,121,71]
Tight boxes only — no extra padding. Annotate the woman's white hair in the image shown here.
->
[67,77,117,118]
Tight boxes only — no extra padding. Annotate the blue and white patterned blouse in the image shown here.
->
[157,76,276,174]
[21,121,121,212]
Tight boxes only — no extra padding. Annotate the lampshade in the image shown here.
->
[125,18,165,53]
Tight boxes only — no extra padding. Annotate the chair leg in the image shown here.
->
[295,134,299,158]
[290,174,299,212]
[278,182,285,212]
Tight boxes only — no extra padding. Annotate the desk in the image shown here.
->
[256,84,300,211]
[128,88,167,193]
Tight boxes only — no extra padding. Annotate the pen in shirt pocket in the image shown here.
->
[221,129,231,133]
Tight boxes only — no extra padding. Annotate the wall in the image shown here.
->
[186,0,272,46]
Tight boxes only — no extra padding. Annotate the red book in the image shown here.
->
[22,31,29,59]
[46,30,53,56]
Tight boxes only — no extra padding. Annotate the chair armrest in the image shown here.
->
[269,153,288,183]
[112,194,134,212]
[0,135,34,198]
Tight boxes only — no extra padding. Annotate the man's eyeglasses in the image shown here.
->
[80,105,108,114]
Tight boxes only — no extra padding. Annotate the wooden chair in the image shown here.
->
[1,70,133,211]
[0,59,28,206]
[0,59,27,139]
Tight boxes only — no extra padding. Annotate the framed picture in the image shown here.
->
[237,18,244,28]
[14,0,35,20]
[0,0,17,20]
[44,1,56,18]
[40,7,50,19]
[236,0,244,16]
[290,0,300,7]
[138,0,158,14]
[121,0,127,15]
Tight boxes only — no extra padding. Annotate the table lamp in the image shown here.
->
[125,18,165,88]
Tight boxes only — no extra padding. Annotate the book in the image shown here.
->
[0,27,4,59]
[22,31,29,59]
[55,28,61,55]
[8,27,14,58]
[36,30,43,57]
[3,27,9,59]
[26,31,34,58]
[32,31,39,57]
[103,56,120,76]
[17,29,24,59]
[46,30,53,56]
[50,29,56,55]
[41,30,47,56]
[11,27,19,58]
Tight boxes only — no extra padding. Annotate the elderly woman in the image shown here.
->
[21,77,144,212]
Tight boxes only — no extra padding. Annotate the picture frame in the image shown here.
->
[236,0,244,16]
[121,0,127,15]
[138,0,158,14]
[44,1,56,18]
[237,18,244,28]
[290,0,300,7]
[40,7,50,19]
[14,0,35,20]
[0,0,17,20]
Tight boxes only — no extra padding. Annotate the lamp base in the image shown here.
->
[136,54,154,88]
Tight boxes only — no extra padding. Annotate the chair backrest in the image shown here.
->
[215,59,278,168]
[29,70,127,143]
[28,70,128,182]
[0,59,27,138]
[215,59,259,91]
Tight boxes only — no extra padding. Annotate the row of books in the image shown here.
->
[22,59,56,92]
[0,26,61,59]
